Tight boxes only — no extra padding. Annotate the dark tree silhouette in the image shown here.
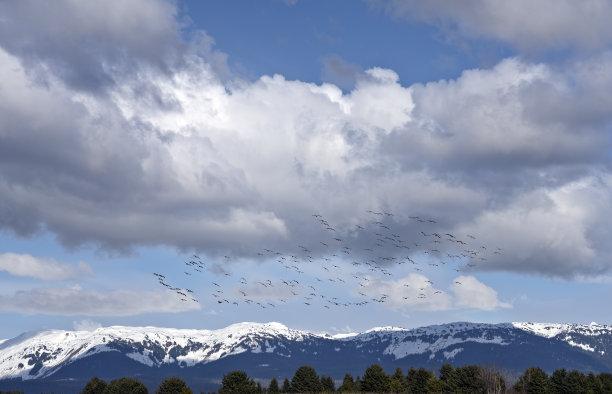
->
[219,370,258,394]
[103,377,148,394]
[268,377,280,393]
[514,366,550,393]
[361,364,390,392]
[291,365,323,393]
[81,376,107,394]
[156,376,192,394]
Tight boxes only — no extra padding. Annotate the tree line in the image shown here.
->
[6,363,610,393]
[217,364,504,393]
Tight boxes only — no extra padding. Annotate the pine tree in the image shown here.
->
[424,376,444,393]
[514,366,550,393]
[439,363,456,392]
[453,365,481,392]
[81,376,107,394]
[586,372,602,394]
[338,373,355,392]
[361,364,390,393]
[551,368,569,394]
[104,377,148,394]
[599,372,612,393]
[390,367,406,391]
[281,378,291,393]
[268,378,280,394]
[389,378,405,393]
[406,367,433,393]
[291,366,323,393]
[219,370,258,394]
[565,370,587,394]
[320,375,335,392]
[156,376,192,394]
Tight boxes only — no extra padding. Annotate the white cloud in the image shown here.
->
[358,274,509,311]
[0,0,183,91]
[377,0,612,52]
[0,0,611,280]
[0,287,200,316]
[0,253,93,280]
[455,174,612,277]
[451,275,511,310]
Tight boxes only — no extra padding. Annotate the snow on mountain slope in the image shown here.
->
[512,322,612,355]
[513,322,612,338]
[2,321,612,381]
[0,322,316,380]
[345,322,514,359]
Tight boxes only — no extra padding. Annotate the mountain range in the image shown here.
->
[1,321,611,393]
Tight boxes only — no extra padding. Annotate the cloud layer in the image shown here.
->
[0,286,199,316]
[0,0,611,280]
[0,253,92,281]
[375,0,612,52]
[358,274,510,311]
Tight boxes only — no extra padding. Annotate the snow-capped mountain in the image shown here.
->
[2,321,612,393]
[0,322,313,380]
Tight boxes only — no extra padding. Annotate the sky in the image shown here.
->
[1,0,612,340]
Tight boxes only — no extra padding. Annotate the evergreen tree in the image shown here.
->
[81,376,107,394]
[361,364,390,393]
[281,378,291,393]
[156,376,192,394]
[256,381,263,394]
[439,363,456,392]
[551,368,569,394]
[103,377,148,394]
[424,376,444,393]
[439,363,454,382]
[219,370,258,394]
[338,373,354,392]
[321,375,335,392]
[453,365,481,392]
[586,372,603,394]
[354,376,362,392]
[388,378,405,393]
[291,365,323,393]
[406,367,433,393]
[268,378,280,394]
[565,370,587,394]
[598,372,612,393]
[514,366,549,394]
[391,367,406,391]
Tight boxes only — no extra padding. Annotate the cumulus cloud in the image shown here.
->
[0,0,611,280]
[454,175,612,278]
[0,0,183,92]
[358,274,510,311]
[0,253,93,280]
[358,273,452,311]
[0,286,199,316]
[451,276,511,310]
[373,0,612,52]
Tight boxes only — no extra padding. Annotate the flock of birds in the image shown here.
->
[152,211,503,310]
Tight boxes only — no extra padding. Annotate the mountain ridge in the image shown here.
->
[2,321,612,393]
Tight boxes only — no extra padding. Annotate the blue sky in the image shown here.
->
[1,0,612,340]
